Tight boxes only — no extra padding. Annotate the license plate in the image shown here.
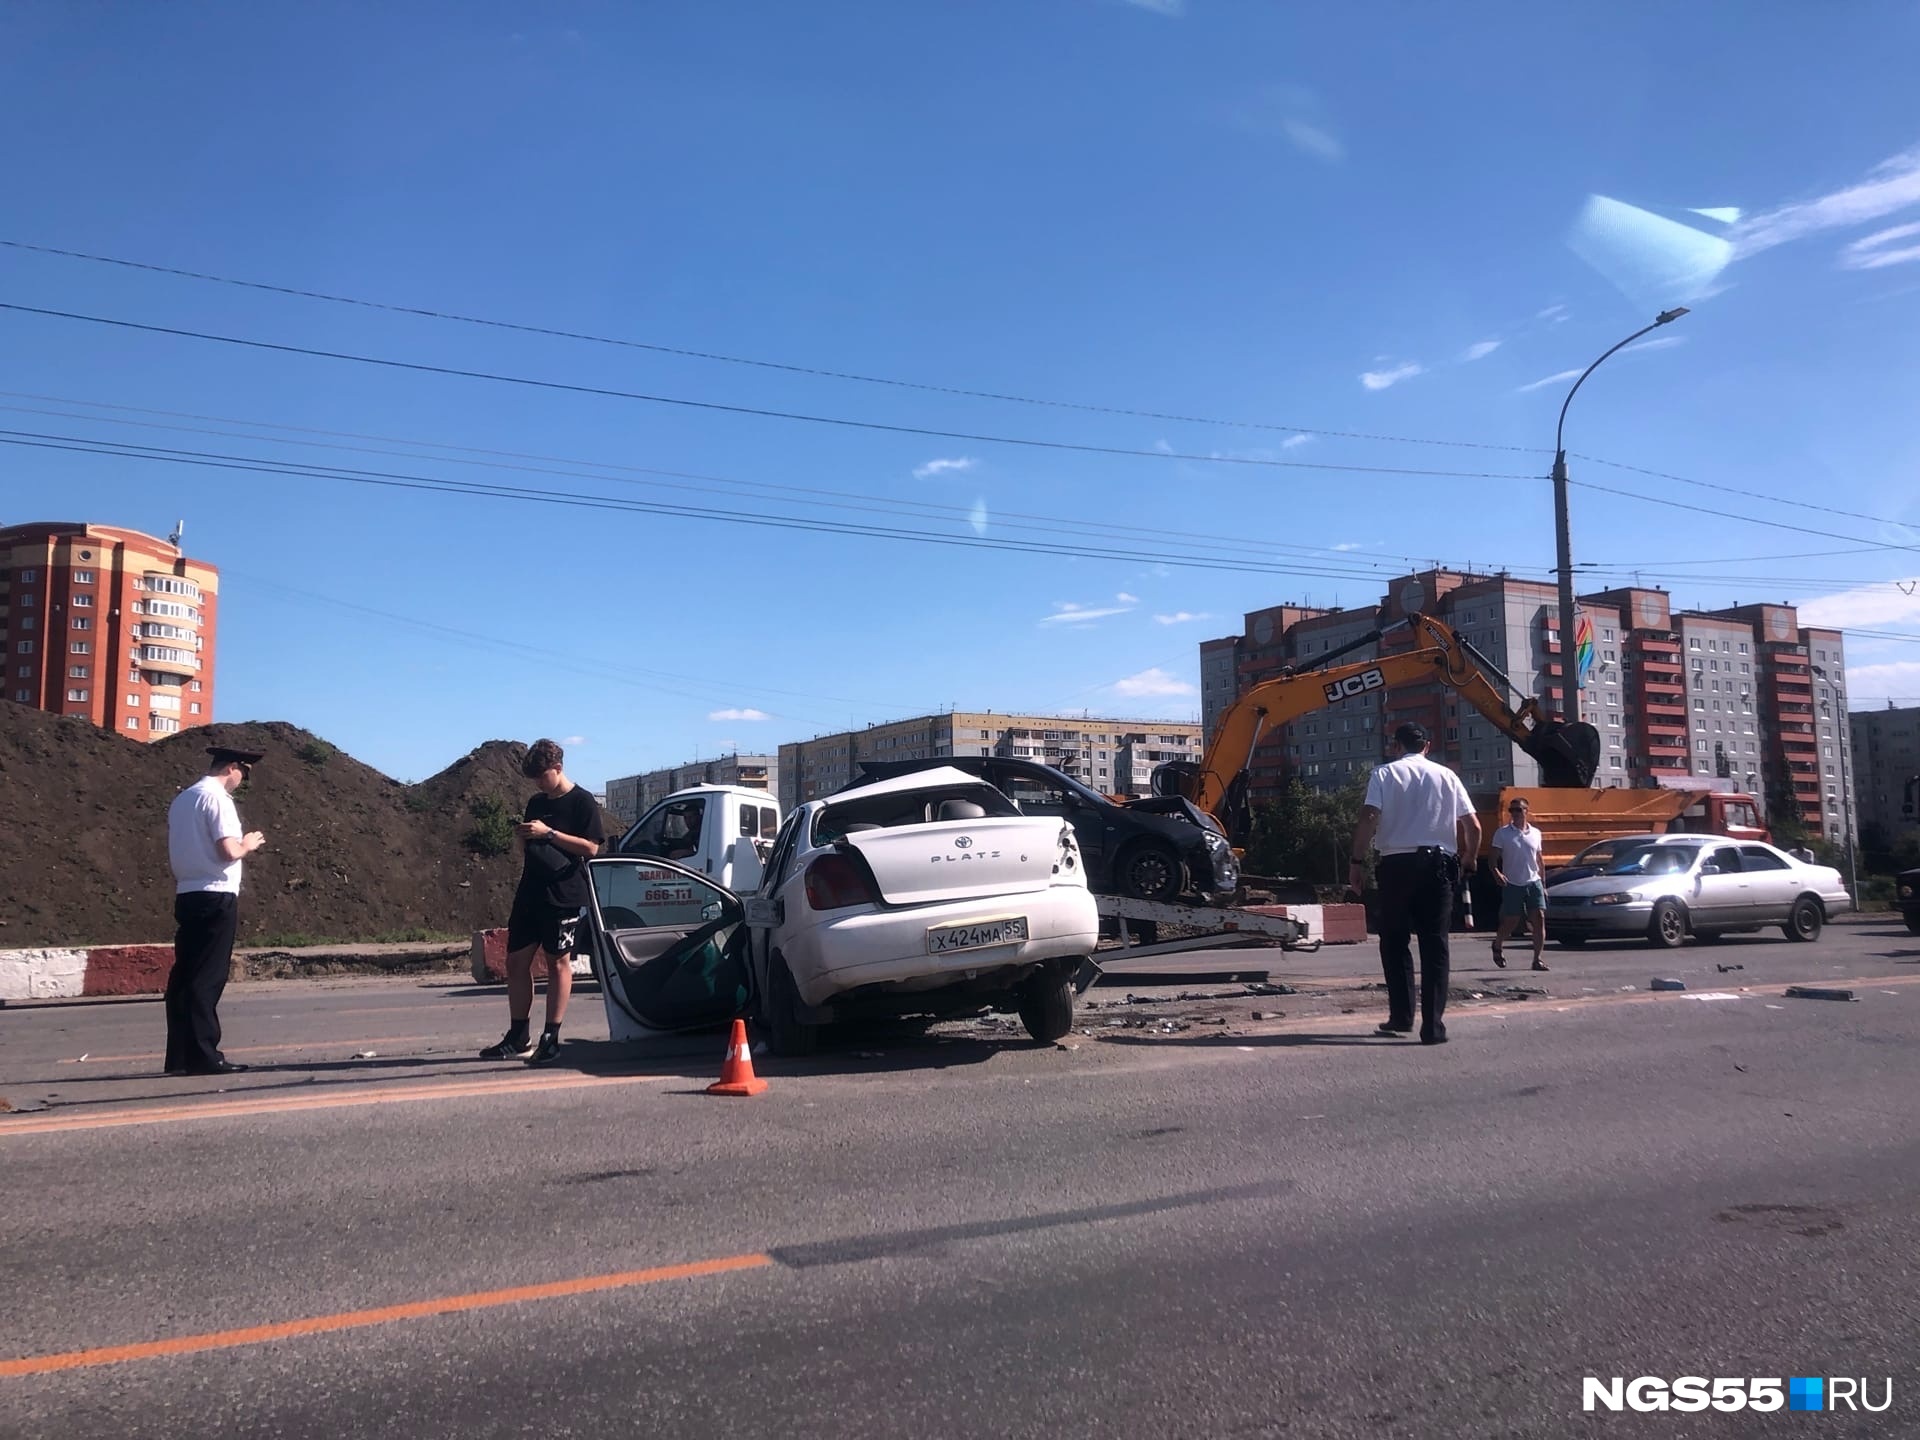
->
[927,917,1029,954]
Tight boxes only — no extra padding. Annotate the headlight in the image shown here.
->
[1588,891,1637,906]
[1203,831,1230,855]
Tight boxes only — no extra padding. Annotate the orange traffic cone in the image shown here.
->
[706,1018,768,1097]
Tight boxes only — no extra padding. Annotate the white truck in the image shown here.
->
[612,784,782,892]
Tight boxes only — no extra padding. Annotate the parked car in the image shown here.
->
[614,784,781,892]
[845,756,1238,902]
[745,765,1100,1054]
[1543,834,1666,889]
[1898,867,1920,936]
[1544,835,1851,950]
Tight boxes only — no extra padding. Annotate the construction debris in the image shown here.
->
[1783,986,1857,1003]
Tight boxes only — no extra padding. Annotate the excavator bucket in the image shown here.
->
[1522,720,1601,788]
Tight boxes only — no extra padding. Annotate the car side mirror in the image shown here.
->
[1699,862,1721,875]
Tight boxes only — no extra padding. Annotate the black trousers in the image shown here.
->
[1375,849,1456,1039]
[166,891,239,1071]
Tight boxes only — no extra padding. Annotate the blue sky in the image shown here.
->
[4,1,1917,788]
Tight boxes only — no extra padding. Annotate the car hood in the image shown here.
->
[1547,871,1688,900]
[1121,796,1225,836]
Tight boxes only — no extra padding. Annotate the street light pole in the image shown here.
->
[1550,307,1690,726]
[1812,664,1860,902]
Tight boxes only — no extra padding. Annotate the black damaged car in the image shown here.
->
[843,757,1239,903]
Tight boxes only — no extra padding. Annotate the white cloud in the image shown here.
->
[561,735,587,747]
[1536,303,1570,323]
[1689,207,1742,225]
[1730,144,1920,259]
[1116,591,1139,603]
[967,498,989,535]
[1625,333,1687,353]
[1281,118,1344,164]
[707,708,771,722]
[1797,579,1920,631]
[1153,611,1211,625]
[913,456,976,479]
[1281,432,1313,449]
[1516,368,1583,395]
[1461,339,1502,362]
[1846,659,1920,700]
[1359,361,1424,391]
[1117,0,1184,13]
[1113,667,1198,697]
[1332,541,1366,552]
[1840,220,1920,271]
[1040,601,1135,627]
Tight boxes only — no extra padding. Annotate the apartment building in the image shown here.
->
[602,754,778,826]
[1850,702,1920,840]
[778,711,1202,808]
[0,521,218,741]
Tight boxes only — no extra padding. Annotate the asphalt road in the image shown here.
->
[3,919,1918,1438]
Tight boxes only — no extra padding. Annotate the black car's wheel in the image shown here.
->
[1648,899,1688,949]
[1117,841,1186,903]
[1016,967,1075,1044]
[1784,895,1824,943]
[759,952,818,1057]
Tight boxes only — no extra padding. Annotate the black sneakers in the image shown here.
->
[479,1030,536,1061]
[525,1031,563,1067]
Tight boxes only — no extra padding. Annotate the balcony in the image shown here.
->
[1643,702,1687,718]
[138,645,200,677]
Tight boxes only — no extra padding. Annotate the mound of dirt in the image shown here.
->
[0,702,568,947]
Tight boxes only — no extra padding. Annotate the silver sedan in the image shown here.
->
[1544,835,1851,950]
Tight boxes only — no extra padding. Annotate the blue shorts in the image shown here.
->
[1501,881,1545,918]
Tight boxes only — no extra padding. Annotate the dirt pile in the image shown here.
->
[0,702,570,947]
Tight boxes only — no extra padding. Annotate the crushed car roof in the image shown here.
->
[821,765,993,805]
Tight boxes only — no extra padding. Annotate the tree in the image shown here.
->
[1245,773,1371,884]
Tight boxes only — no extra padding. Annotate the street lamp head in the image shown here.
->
[1655,307,1690,325]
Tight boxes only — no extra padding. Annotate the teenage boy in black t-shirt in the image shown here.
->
[480,738,606,1066]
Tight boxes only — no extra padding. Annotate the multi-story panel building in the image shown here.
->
[1585,588,1690,787]
[1675,611,1763,793]
[1851,702,1920,841]
[0,521,218,741]
[602,754,778,826]
[778,712,1201,808]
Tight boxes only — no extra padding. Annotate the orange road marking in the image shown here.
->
[0,1072,670,1137]
[0,1252,772,1378]
[57,1035,442,1065]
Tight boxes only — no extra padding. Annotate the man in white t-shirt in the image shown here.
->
[1490,795,1548,971]
[165,746,267,1076]
[1349,722,1482,1045]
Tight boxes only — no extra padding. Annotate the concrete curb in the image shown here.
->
[0,944,173,1001]
[1239,903,1368,945]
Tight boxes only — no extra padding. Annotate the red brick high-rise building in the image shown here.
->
[1,522,219,740]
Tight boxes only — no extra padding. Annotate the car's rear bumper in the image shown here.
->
[781,888,1099,1009]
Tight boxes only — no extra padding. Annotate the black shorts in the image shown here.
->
[506,895,582,957]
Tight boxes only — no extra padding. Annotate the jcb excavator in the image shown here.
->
[1152,612,1763,881]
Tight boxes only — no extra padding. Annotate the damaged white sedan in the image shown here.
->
[743,766,1100,1055]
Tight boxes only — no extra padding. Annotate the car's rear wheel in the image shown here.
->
[1784,896,1824,943]
[760,952,818,1058]
[1648,899,1688,949]
[1016,967,1075,1044]
[1118,841,1185,903]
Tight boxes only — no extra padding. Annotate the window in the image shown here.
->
[149,716,180,734]
[69,641,90,654]
[67,665,88,678]
[1604,627,1616,642]
[126,693,142,707]
[16,640,32,654]
[126,717,140,730]
[72,569,94,584]
[66,688,88,702]
[1689,637,1700,649]
[1697,739,1709,751]
[71,617,90,631]
[19,592,33,607]
[18,569,35,582]
[190,680,202,692]
[14,689,29,703]
[70,593,92,607]
[14,666,26,678]
[1739,642,1749,653]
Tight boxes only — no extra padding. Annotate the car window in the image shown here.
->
[813,782,1020,844]
[1707,846,1742,873]
[590,860,730,931]
[1605,845,1696,876]
[757,805,779,839]
[1739,845,1789,871]
[620,797,706,860]
[997,772,1071,815]
[761,810,803,893]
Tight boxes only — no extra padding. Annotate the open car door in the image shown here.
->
[583,856,752,1042]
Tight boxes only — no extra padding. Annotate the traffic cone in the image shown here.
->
[706,1018,768,1097]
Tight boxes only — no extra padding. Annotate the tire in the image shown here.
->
[1556,935,1588,949]
[1117,841,1186,903]
[1906,912,1920,936]
[1016,967,1075,1044]
[759,952,819,1058]
[1648,899,1688,949]
[1783,896,1824,944]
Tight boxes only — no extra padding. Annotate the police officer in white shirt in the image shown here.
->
[1348,722,1482,1045]
[165,746,267,1075]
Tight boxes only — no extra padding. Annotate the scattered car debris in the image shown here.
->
[352,1050,378,1060]
[1247,982,1297,997]
[1716,963,1745,973]
[1250,1010,1282,1021]
[1650,978,1687,991]
[1783,986,1857,1002]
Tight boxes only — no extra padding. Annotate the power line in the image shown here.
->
[1568,477,1920,555]
[0,238,1542,456]
[10,242,1909,538]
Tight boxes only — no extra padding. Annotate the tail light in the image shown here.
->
[804,852,876,910]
